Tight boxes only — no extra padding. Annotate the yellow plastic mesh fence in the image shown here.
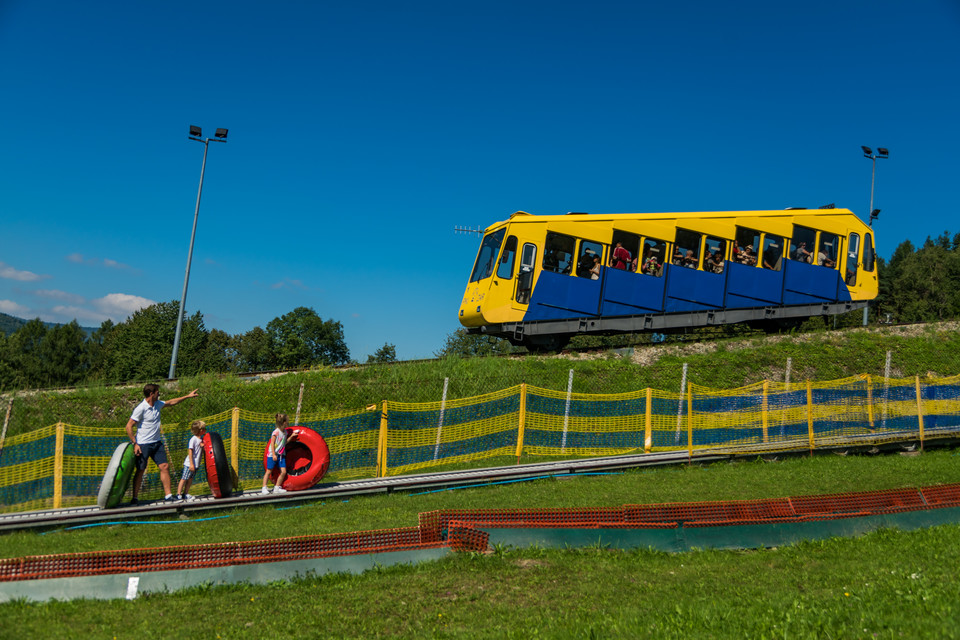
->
[1,375,958,513]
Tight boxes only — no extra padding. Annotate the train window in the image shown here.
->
[576,240,604,278]
[790,226,816,264]
[761,234,784,271]
[611,230,640,271]
[496,236,517,280]
[817,232,840,269]
[863,233,876,272]
[515,243,537,304]
[640,237,668,277]
[704,236,727,274]
[469,228,505,283]
[734,227,759,266]
[846,233,860,285]
[673,229,702,269]
[543,232,576,275]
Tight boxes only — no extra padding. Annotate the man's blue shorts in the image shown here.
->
[266,455,286,470]
[135,440,168,471]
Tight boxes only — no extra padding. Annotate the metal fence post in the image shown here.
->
[644,388,653,453]
[806,381,815,455]
[377,401,389,477]
[434,378,449,461]
[915,376,925,451]
[762,380,769,443]
[560,369,573,452]
[54,421,65,509]
[231,407,240,478]
[516,383,527,464]
[675,362,688,444]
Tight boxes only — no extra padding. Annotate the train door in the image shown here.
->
[512,242,537,310]
[845,233,860,286]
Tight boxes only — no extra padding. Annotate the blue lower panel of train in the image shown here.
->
[524,260,851,322]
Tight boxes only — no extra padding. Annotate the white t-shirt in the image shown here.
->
[268,428,287,457]
[130,399,165,444]
[183,435,203,468]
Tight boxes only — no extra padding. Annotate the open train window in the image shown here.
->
[704,236,727,274]
[734,227,759,266]
[469,228,505,283]
[543,232,576,275]
[610,230,640,271]
[673,229,701,269]
[639,237,668,277]
[761,234,784,271]
[817,232,840,270]
[496,236,517,280]
[790,226,816,264]
[863,233,875,272]
[846,233,860,285]
[576,239,604,278]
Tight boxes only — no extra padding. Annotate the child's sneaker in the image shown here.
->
[260,487,270,495]
[185,494,196,501]
[175,494,183,500]
[273,486,287,494]
[163,494,178,503]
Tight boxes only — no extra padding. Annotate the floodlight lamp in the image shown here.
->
[215,128,228,139]
[871,209,881,218]
[878,148,889,156]
[861,145,872,155]
[189,125,202,137]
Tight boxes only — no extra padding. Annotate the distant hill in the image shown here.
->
[0,312,97,337]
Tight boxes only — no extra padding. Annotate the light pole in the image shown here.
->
[860,145,888,327]
[169,125,228,380]
[861,146,889,223]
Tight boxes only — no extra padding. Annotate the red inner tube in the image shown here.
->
[263,427,330,491]
[203,432,233,498]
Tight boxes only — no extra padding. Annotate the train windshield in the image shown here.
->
[469,228,506,283]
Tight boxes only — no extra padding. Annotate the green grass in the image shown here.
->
[2,321,960,438]
[3,448,960,637]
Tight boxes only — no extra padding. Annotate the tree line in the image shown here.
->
[3,231,958,390]
[0,303,352,390]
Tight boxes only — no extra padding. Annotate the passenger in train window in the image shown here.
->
[706,249,724,274]
[818,249,836,268]
[793,242,813,264]
[589,255,601,280]
[681,250,697,269]
[739,245,757,266]
[763,244,781,270]
[610,241,632,270]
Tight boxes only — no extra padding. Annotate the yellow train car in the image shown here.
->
[459,208,877,350]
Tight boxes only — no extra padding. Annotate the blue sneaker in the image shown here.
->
[163,494,178,503]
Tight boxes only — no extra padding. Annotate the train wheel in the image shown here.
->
[523,334,569,352]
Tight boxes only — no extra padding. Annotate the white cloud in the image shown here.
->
[0,300,31,315]
[271,278,308,290]
[50,305,110,324]
[0,262,49,282]
[67,253,133,271]
[92,293,156,319]
[34,289,86,305]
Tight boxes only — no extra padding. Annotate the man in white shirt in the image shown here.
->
[125,383,199,505]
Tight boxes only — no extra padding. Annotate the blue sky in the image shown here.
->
[1,1,958,361]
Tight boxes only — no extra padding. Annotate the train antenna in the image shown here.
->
[454,225,484,236]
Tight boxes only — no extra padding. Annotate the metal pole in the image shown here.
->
[869,155,876,218]
[169,139,210,379]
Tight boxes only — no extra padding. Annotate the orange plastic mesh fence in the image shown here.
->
[6,483,960,583]
[0,525,472,583]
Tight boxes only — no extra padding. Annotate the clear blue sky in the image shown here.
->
[1,1,958,360]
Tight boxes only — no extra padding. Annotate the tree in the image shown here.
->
[265,307,349,368]
[434,328,515,358]
[37,321,87,387]
[5,319,47,387]
[204,328,240,373]
[102,301,208,381]
[367,343,397,363]
[236,326,277,372]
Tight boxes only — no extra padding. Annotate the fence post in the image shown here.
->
[560,369,573,452]
[516,384,527,464]
[54,421,65,509]
[881,350,892,429]
[675,363,688,444]
[377,401,389,477]
[865,375,875,431]
[0,399,12,464]
[761,380,769,443]
[295,383,305,425]
[686,383,694,462]
[915,376,925,452]
[779,357,792,438]
[434,378,449,461]
[806,381,815,455]
[231,407,240,476]
[644,388,653,453]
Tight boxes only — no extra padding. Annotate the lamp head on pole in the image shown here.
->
[215,128,228,139]
[861,145,873,156]
[869,208,881,226]
[877,147,889,157]
[189,125,202,138]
